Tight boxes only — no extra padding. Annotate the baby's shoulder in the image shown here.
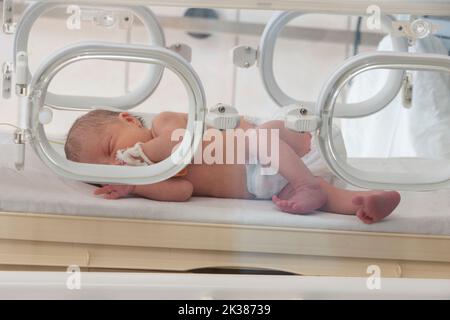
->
[154,111,187,121]
[152,112,188,134]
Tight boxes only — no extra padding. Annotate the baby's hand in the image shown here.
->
[94,185,135,200]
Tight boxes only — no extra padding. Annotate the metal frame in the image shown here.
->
[13,2,166,110]
[28,43,206,185]
[5,2,388,46]
[1,62,13,99]
[258,11,409,117]
[2,0,16,34]
[317,52,450,191]
[39,1,450,16]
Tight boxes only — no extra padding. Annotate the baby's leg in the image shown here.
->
[253,123,327,214]
[260,120,312,158]
[278,178,401,223]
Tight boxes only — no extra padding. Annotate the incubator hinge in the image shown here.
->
[284,106,320,133]
[206,103,240,130]
[168,43,192,63]
[13,128,29,171]
[2,0,16,34]
[2,61,13,99]
[392,19,439,46]
[402,72,413,109]
[14,128,27,144]
[232,46,258,68]
[15,51,28,96]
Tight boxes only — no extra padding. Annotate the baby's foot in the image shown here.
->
[352,191,401,224]
[273,184,327,214]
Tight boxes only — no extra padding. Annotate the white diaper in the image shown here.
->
[246,164,288,200]
[246,129,347,200]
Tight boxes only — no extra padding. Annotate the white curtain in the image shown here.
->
[341,35,450,159]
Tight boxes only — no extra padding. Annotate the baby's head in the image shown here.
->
[65,110,151,165]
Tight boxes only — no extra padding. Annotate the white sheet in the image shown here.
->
[0,130,449,235]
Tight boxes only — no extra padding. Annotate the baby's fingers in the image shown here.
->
[94,185,114,195]
[104,191,121,200]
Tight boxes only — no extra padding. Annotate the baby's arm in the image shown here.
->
[139,134,179,163]
[95,178,193,202]
[140,112,188,163]
[134,178,193,202]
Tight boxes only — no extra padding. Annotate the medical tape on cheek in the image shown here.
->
[116,143,188,177]
[116,142,154,166]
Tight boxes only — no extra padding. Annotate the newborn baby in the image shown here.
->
[65,110,401,224]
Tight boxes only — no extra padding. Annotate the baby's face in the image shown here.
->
[80,113,152,165]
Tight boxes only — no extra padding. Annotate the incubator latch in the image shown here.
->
[2,62,13,99]
[284,106,320,133]
[206,103,240,130]
[232,46,258,68]
[168,43,192,63]
[392,19,439,45]
[402,72,413,109]
[2,0,16,34]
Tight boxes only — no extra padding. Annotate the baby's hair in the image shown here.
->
[134,115,145,127]
[65,110,120,162]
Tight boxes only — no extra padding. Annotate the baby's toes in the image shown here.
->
[275,201,289,210]
[285,201,298,210]
[357,209,374,224]
[272,196,284,207]
[279,200,291,207]
[285,203,300,214]
[272,195,283,205]
[273,199,293,213]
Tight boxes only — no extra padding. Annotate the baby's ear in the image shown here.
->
[118,112,131,121]
[119,112,142,127]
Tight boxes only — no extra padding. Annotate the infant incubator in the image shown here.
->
[0,0,450,289]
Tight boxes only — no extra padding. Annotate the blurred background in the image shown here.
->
[0,4,388,127]
[1,2,449,159]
